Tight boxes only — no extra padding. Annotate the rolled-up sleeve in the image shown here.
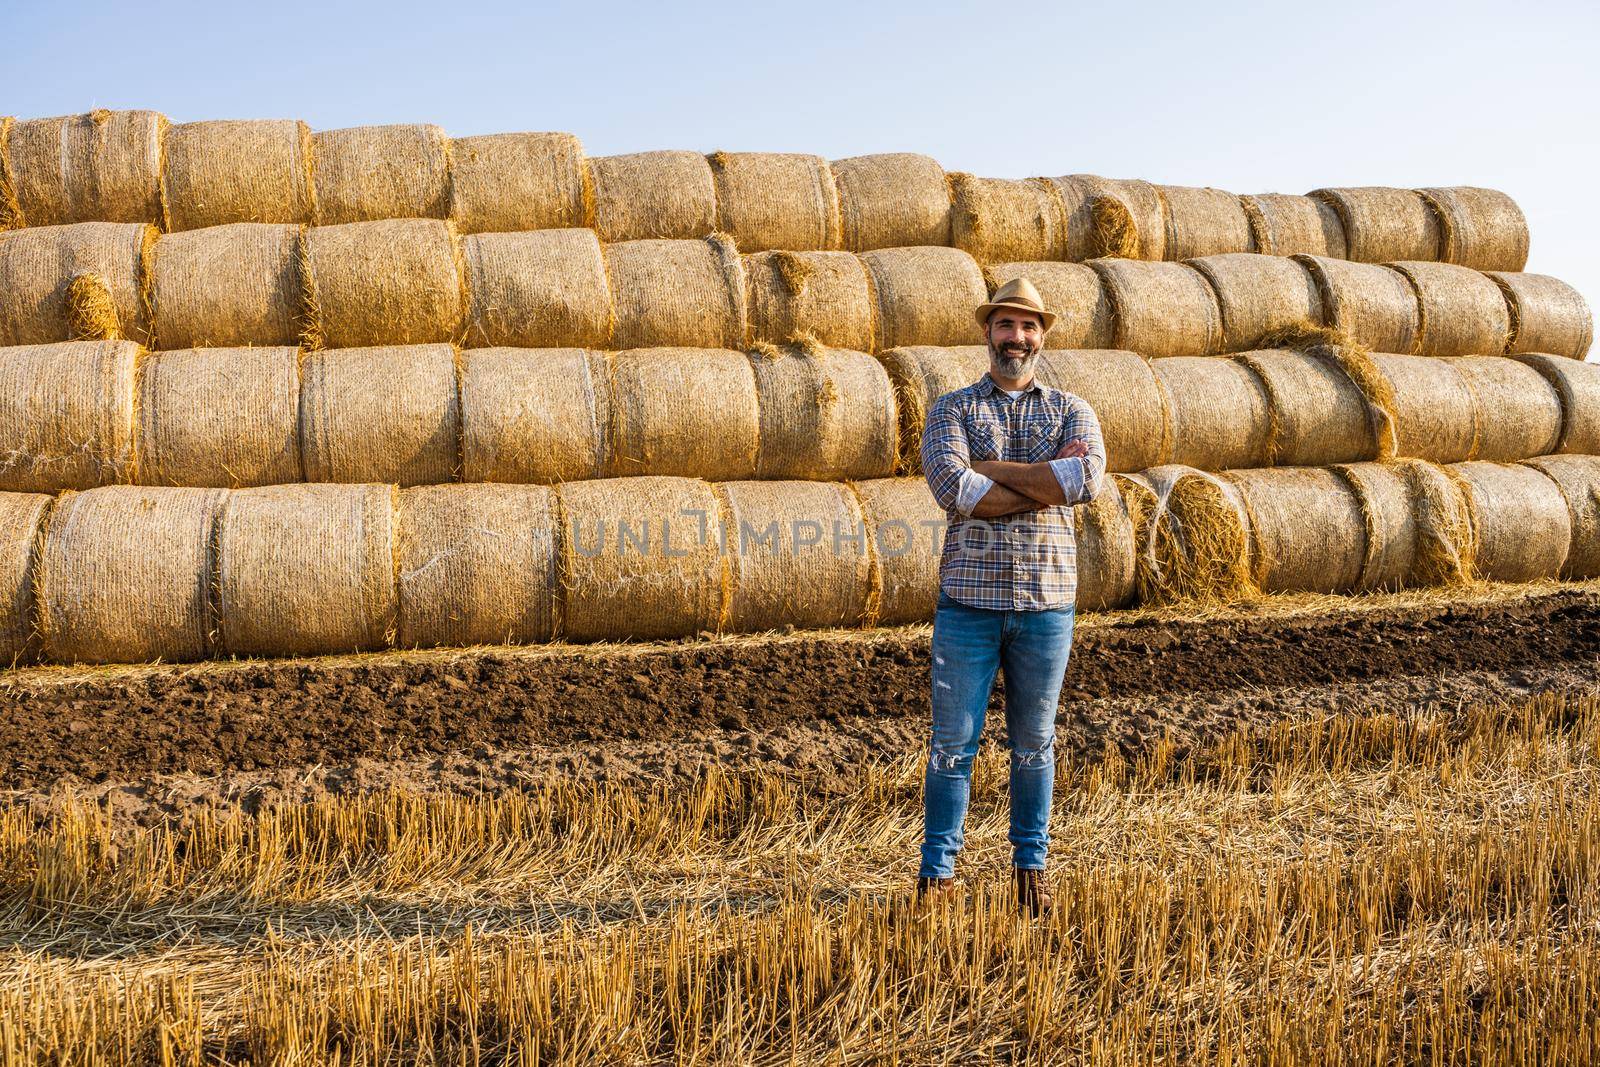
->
[921,395,991,518]
[1048,399,1106,505]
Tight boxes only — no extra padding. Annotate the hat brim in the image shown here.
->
[976,300,1057,333]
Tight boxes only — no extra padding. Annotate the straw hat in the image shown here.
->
[975,277,1056,332]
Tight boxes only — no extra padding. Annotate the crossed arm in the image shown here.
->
[921,397,1107,519]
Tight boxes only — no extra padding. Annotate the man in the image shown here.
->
[916,276,1105,916]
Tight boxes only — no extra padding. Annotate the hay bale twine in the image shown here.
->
[877,345,990,471]
[862,247,987,351]
[559,476,725,641]
[217,483,397,657]
[853,477,944,625]
[1308,187,1442,264]
[395,483,559,648]
[710,152,840,253]
[1333,460,1473,591]
[0,341,136,492]
[1238,193,1347,258]
[986,262,1114,350]
[608,347,758,480]
[1449,356,1561,462]
[587,151,716,243]
[1223,468,1367,594]
[1370,353,1477,463]
[743,250,874,351]
[1520,456,1600,579]
[1150,356,1272,471]
[1039,349,1171,473]
[1049,175,1167,260]
[1450,461,1571,584]
[303,219,464,349]
[830,153,951,252]
[1075,476,1137,611]
[4,110,165,227]
[0,223,154,346]
[1157,185,1253,260]
[1237,349,1380,466]
[1514,354,1600,455]
[300,344,460,486]
[1390,261,1511,357]
[752,346,897,480]
[462,228,613,348]
[149,223,301,349]
[39,485,223,664]
[606,236,747,350]
[1090,259,1223,357]
[717,480,872,632]
[0,492,51,664]
[311,124,450,225]
[448,132,587,235]
[949,174,1064,263]
[1188,253,1323,352]
[1296,256,1419,355]
[1488,272,1592,360]
[136,346,300,488]
[459,347,608,484]
[161,120,314,231]
[1417,187,1528,272]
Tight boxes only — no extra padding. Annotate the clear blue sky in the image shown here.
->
[6,0,1597,353]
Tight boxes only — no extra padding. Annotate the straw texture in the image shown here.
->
[949,174,1064,263]
[607,237,747,350]
[1417,187,1528,272]
[1158,185,1253,260]
[1151,356,1273,471]
[877,345,990,472]
[1309,187,1441,263]
[831,154,951,251]
[217,483,397,657]
[1188,253,1323,351]
[0,116,18,230]
[1128,466,1255,605]
[395,483,560,648]
[1225,467,1368,594]
[861,247,987,352]
[1050,176,1167,260]
[718,480,872,632]
[1521,456,1600,579]
[743,250,874,351]
[986,262,1114,350]
[1451,461,1571,584]
[0,492,50,664]
[607,347,759,480]
[1489,271,1592,360]
[448,132,586,235]
[150,222,301,348]
[3,110,165,226]
[1391,261,1511,357]
[0,340,136,492]
[1296,256,1419,355]
[752,346,897,481]
[311,124,450,225]
[303,219,464,349]
[1091,259,1223,357]
[1514,354,1600,455]
[1238,194,1347,258]
[1039,349,1171,473]
[711,152,840,253]
[0,222,154,345]
[136,346,301,488]
[161,119,315,231]
[1336,460,1473,591]
[1075,475,1137,611]
[299,344,460,486]
[1449,356,1561,462]
[462,228,613,348]
[588,151,716,242]
[852,477,943,625]
[1372,353,1478,464]
[1237,349,1380,466]
[459,347,609,484]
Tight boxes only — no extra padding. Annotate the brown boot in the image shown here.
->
[1014,867,1053,917]
[915,876,957,904]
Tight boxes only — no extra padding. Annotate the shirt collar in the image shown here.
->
[978,372,1043,398]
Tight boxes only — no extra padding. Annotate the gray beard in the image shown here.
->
[990,344,1040,381]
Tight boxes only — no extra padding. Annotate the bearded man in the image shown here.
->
[915,277,1106,916]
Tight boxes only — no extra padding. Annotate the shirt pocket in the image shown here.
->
[966,418,1000,461]
[1024,419,1061,463]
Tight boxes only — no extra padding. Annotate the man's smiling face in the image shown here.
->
[986,309,1046,381]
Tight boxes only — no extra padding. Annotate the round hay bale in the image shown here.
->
[161,119,315,231]
[852,477,944,625]
[0,492,51,665]
[0,223,154,346]
[1049,175,1167,260]
[1128,466,1255,606]
[310,124,450,225]
[1417,187,1528,272]
[39,485,223,664]
[300,344,460,486]
[1296,256,1420,355]
[606,236,747,350]
[862,247,988,351]
[460,347,608,484]
[877,345,991,471]
[1237,349,1380,466]
[4,110,166,227]
[150,223,301,349]
[1488,271,1592,360]
[743,250,874,351]
[303,219,464,349]
[1090,259,1223,357]
[587,151,716,243]
[136,346,301,488]
[1449,356,1561,462]
[1520,456,1600,579]
[1157,185,1253,260]
[949,174,1064,263]
[1308,187,1442,264]
[1223,467,1367,594]
[1188,253,1323,352]
[1151,356,1273,471]
[607,347,758,481]
[1371,353,1478,463]
[753,346,897,481]
[985,262,1114,350]
[1514,354,1600,455]
[0,116,19,230]
[1390,261,1511,357]
[710,151,841,253]
[830,153,951,252]
[559,476,726,641]
[1238,193,1347,258]
[448,131,587,235]
[1333,460,1473,591]
[717,480,872,632]
[1038,349,1171,473]
[1451,461,1571,584]
[0,340,136,491]
[462,228,613,348]
[395,483,559,649]
[217,483,397,657]
[1075,476,1137,612]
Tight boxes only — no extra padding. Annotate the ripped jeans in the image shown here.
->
[920,592,1075,879]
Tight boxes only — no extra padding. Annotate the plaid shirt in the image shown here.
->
[921,374,1105,611]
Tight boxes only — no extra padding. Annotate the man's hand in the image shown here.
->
[1056,439,1088,460]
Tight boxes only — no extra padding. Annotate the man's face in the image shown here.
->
[986,310,1046,380]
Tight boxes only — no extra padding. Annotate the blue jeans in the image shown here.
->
[920,592,1075,880]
